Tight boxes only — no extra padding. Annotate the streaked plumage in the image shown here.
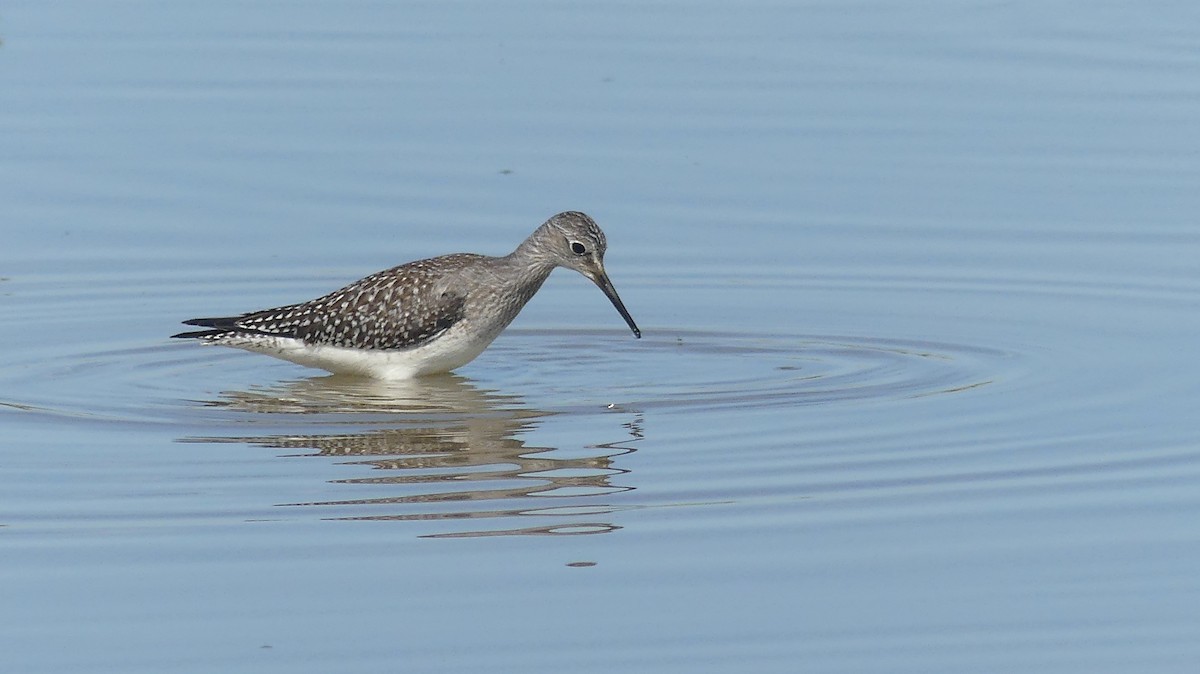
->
[172,211,640,378]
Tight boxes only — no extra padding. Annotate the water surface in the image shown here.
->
[3,1,1200,672]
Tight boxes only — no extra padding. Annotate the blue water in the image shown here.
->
[3,1,1200,672]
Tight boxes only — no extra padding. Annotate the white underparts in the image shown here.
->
[207,326,497,378]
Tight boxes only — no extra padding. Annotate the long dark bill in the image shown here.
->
[593,273,641,338]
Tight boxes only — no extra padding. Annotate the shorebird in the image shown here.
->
[172,211,640,378]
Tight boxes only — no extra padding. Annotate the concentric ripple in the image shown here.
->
[1,328,1005,424]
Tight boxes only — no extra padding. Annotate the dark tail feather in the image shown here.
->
[171,328,227,339]
[181,316,243,329]
[171,315,244,339]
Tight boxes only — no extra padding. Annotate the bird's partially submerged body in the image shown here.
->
[172,211,640,379]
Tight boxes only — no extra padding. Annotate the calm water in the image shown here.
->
[4,1,1200,672]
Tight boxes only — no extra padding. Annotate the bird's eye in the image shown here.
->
[570,241,587,255]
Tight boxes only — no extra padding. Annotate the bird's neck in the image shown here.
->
[506,226,558,277]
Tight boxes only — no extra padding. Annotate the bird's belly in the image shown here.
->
[216,328,498,379]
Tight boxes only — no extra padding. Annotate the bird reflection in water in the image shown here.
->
[180,373,643,538]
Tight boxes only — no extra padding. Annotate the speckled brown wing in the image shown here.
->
[173,255,476,350]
